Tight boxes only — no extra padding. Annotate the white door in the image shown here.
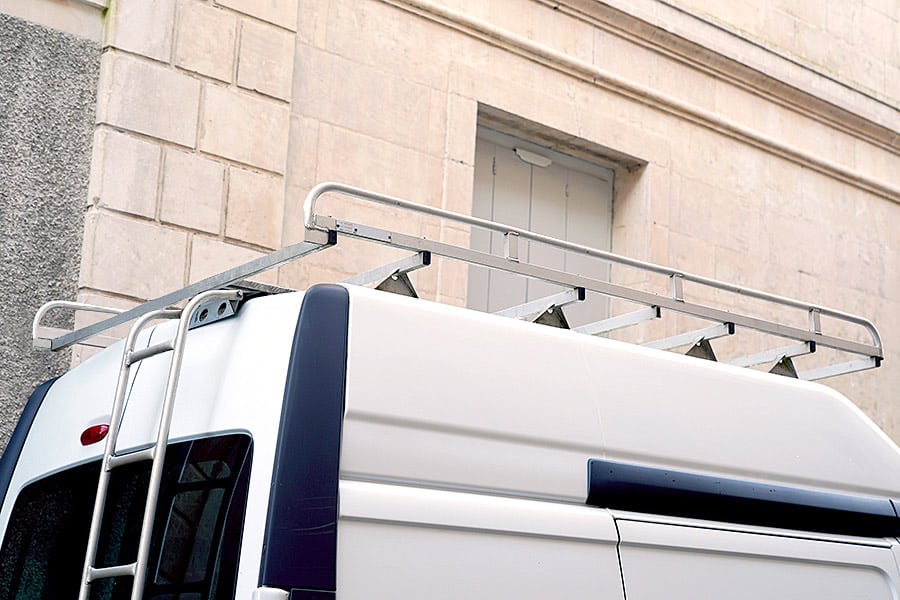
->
[617,519,900,599]
[468,129,614,328]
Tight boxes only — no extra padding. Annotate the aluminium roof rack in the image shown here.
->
[34,181,884,381]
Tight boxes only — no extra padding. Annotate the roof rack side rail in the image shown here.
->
[303,182,883,380]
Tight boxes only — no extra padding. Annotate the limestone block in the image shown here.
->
[96,52,201,147]
[285,115,320,192]
[860,5,894,58]
[446,94,478,166]
[174,0,237,83]
[80,211,188,299]
[296,0,328,46]
[226,168,284,249]
[294,45,447,159]
[88,128,160,218]
[188,235,279,285]
[237,18,294,100]
[160,149,225,234]
[106,0,176,61]
[441,159,475,214]
[199,84,290,173]
[216,0,297,31]
[324,0,452,91]
[314,123,444,209]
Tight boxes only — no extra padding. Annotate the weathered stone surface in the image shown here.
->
[237,18,294,100]
[96,51,201,147]
[226,168,284,249]
[199,84,290,172]
[161,149,225,234]
[175,0,237,83]
[89,128,160,218]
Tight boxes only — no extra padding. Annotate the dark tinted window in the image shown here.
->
[0,434,252,600]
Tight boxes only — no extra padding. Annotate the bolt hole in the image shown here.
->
[199,308,209,322]
[217,302,227,316]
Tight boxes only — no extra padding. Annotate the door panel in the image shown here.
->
[617,519,899,599]
[468,131,613,326]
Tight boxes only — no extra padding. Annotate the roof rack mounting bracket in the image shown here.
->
[375,271,419,298]
[769,355,799,378]
[686,338,718,361]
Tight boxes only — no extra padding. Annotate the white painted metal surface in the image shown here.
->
[337,480,624,599]
[616,519,900,599]
[1,292,305,599]
[7,282,900,598]
[341,285,900,501]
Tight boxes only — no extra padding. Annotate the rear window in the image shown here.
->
[0,434,252,600]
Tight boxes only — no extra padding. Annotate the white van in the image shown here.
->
[1,183,896,599]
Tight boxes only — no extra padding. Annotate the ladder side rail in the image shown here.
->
[322,220,882,360]
[80,308,181,600]
[303,182,882,354]
[130,290,242,600]
[50,234,333,351]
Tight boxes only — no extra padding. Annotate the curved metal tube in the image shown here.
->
[33,300,125,340]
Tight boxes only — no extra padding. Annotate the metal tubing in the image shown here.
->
[52,236,331,350]
[89,563,137,580]
[800,357,881,381]
[129,290,242,600]
[574,306,662,335]
[727,342,815,369]
[79,308,180,600]
[644,323,735,351]
[494,288,584,320]
[32,301,125,348]
[342,252,430,287]
[338,224,882,359]
[303,182,882,350]
[126,340,176,365]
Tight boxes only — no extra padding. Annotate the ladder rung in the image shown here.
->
[127,340,175,365]
[107,447,154,470]
[88,562,137,581]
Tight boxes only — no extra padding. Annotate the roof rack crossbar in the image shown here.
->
[644,322,735,351]
[494,287,585,321]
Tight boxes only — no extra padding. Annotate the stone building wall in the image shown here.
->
[2,0,898,441]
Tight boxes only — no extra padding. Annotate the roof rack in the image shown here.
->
[34,181,883,381]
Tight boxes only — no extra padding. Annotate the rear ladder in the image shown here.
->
[77,290,241,600]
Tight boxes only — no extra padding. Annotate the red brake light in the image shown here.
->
[80,424,109,446]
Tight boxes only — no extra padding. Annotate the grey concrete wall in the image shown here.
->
[0,14,100,449]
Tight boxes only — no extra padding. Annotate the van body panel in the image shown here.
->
[336,482,624,599]
[3,283,900,598]
[339,286,900,502]
[617,519,900,599]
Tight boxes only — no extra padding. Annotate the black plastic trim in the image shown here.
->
[0,377,58,512]
[587,459,900,538]
[259,284,350,592]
